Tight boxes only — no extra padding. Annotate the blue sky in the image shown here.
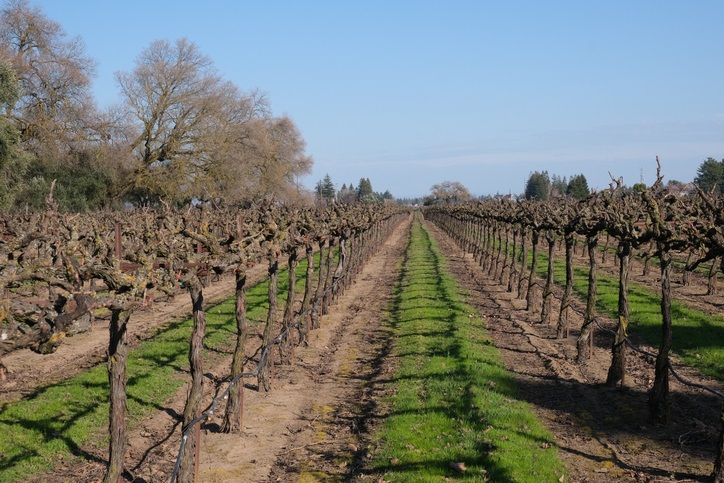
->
[28,0,724,198]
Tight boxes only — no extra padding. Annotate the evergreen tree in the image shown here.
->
[357,177,377,203]
[524,171,550,200]
[316,174,335,203]
[566,174,590,200]
[321,174,336,200]
[694,157,724,194]
[380,190,394,201]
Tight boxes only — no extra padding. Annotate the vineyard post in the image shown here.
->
[345,230,356,289]
[465,216,474,253]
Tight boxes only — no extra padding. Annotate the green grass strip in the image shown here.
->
[369,219,565,482]
[0,254,322,483]
[531,249,724,382]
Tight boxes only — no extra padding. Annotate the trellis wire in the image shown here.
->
[590,318,724,400]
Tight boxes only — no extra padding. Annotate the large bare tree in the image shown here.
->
[116,38,226,205]
[117,37,312,206]
[0,0,96,152]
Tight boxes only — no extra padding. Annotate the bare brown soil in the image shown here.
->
[7,214,723,483]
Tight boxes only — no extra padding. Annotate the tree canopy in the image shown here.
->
[524,171,550,200]
[425,180,472,204]
[566,174,590,200]
[694,157,724,195]
[0,0,313,211]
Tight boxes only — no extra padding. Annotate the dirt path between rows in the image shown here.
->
[35,214,412,483]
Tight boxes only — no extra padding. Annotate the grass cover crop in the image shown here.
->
[369,219,565,482]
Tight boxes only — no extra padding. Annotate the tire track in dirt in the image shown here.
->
[192,214,410,483]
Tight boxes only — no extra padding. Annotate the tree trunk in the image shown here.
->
[708,257,719,296]
[298,244,314,346]
[103,308,132,483]
[280,249,298,365]
[540,231,555,324]
[322,237,336,315]
[508,226,519,293]
[332,232,347,303]
[500,226,510,285]
[606,241,631,387]
[557,232,574,339]
[517,227,528,299]
[682,251,692,286]
[649,245,672,423]
[221,266,247,434]
[480,224,489,270]
[714,403,724,483]
[258,255,278,393]
[311,239,327,329]
[178,276,206,483]
[492,224,502,278]
[577,235,599,361]
[526,231,539,311]
[642,255,651,277]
